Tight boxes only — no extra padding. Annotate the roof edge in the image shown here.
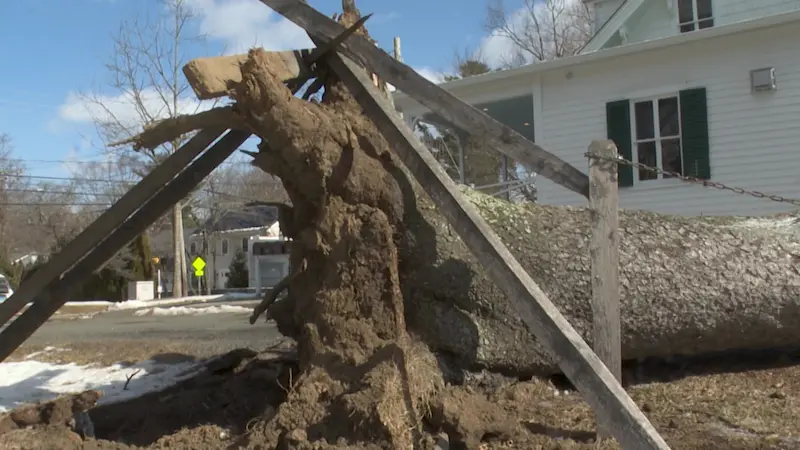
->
[393,10,800,114]
[579,0,645,53]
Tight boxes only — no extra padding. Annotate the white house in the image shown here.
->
[187,203,290,290]
[394,1,800,216]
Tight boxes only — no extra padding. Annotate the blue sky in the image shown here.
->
[0,0,521,179]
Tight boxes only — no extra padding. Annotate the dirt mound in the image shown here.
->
[5,351,800,449]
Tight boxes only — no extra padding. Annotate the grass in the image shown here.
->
[478,363,800,449]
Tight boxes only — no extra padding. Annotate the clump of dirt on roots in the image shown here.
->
[231,48,444,449]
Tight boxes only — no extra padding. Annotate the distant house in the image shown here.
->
[394,2,800,216]
[149,203,291,293]
[189,203,289,290]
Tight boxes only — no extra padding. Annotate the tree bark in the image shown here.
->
[400,195,800,377]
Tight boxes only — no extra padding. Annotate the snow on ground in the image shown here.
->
[110,292,258,311]
[133,304,252,317]
[63,301,118,306]
[0,349,203,412]
[109,294,224,310]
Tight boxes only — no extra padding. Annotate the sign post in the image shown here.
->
[192,256,206,295]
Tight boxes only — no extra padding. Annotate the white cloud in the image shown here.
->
[58,89,209,128]
[477,0,588,67]
[186,0,313,54]
[478,31,517,68]
[414,67,448,84]
[56,0,314,131]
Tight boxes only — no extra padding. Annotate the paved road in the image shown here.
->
[20,299,284,360]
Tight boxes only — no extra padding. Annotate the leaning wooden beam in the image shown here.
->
[325,53,670,450]
[258,0,590,198]
[0,130,252,362]
[0,128,225,328]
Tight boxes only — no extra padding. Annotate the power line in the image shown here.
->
[0,172,281,186]
[1,156,254,166]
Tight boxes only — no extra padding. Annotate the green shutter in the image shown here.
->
[606,100,633,187]
[679,87,710,179]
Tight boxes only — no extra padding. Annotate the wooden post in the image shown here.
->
[258,0,590,198]
[588,139,622,440]
[392,36,403,119]
[0,130,251,362]
[393,37,402,61]
[325,52,670,450]
[0,128,225,327]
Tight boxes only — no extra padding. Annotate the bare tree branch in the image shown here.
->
[485,0,593,67]
[74,0,221,297]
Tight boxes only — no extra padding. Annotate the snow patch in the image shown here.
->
[64,301,115,306]
[109,295,224,311]
[133,305,252,317]
[0,357,203,412]
[733,217,798,230]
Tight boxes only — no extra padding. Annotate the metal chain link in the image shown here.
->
[585,152,800,206]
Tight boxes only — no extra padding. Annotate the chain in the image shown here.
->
[585,152,800,206]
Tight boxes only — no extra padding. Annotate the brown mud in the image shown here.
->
[2,347,800,449]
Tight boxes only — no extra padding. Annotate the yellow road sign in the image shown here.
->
[192,257,206,271]
[192,257,206,277]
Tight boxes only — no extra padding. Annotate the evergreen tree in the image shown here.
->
[226,250,249,288]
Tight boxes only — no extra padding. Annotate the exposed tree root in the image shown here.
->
[249,259,305,324]
[108,106,245,151]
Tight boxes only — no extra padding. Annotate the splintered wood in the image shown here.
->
[183,51,310,100]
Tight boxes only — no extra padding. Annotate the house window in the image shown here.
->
[241,237,248,253]
[190,242,197,255]
[631,95,682,181]
[221,239,229,255]
[678,0,713,33]
[605,87,710,187]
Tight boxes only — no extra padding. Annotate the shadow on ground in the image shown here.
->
[90,347,297,447]
[548,345,800,391]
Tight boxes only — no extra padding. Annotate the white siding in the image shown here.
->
[623,0,800,46]
[713,0,800,25]
[625,0,674,43]
[536,22,800,216]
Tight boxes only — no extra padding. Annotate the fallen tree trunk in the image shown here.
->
[401,194,800,376]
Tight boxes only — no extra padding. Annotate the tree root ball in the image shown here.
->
[231,48,443,448]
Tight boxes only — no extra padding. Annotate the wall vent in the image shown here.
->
[751,67,777,92]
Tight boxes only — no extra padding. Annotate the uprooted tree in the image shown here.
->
[114,17,800,450]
